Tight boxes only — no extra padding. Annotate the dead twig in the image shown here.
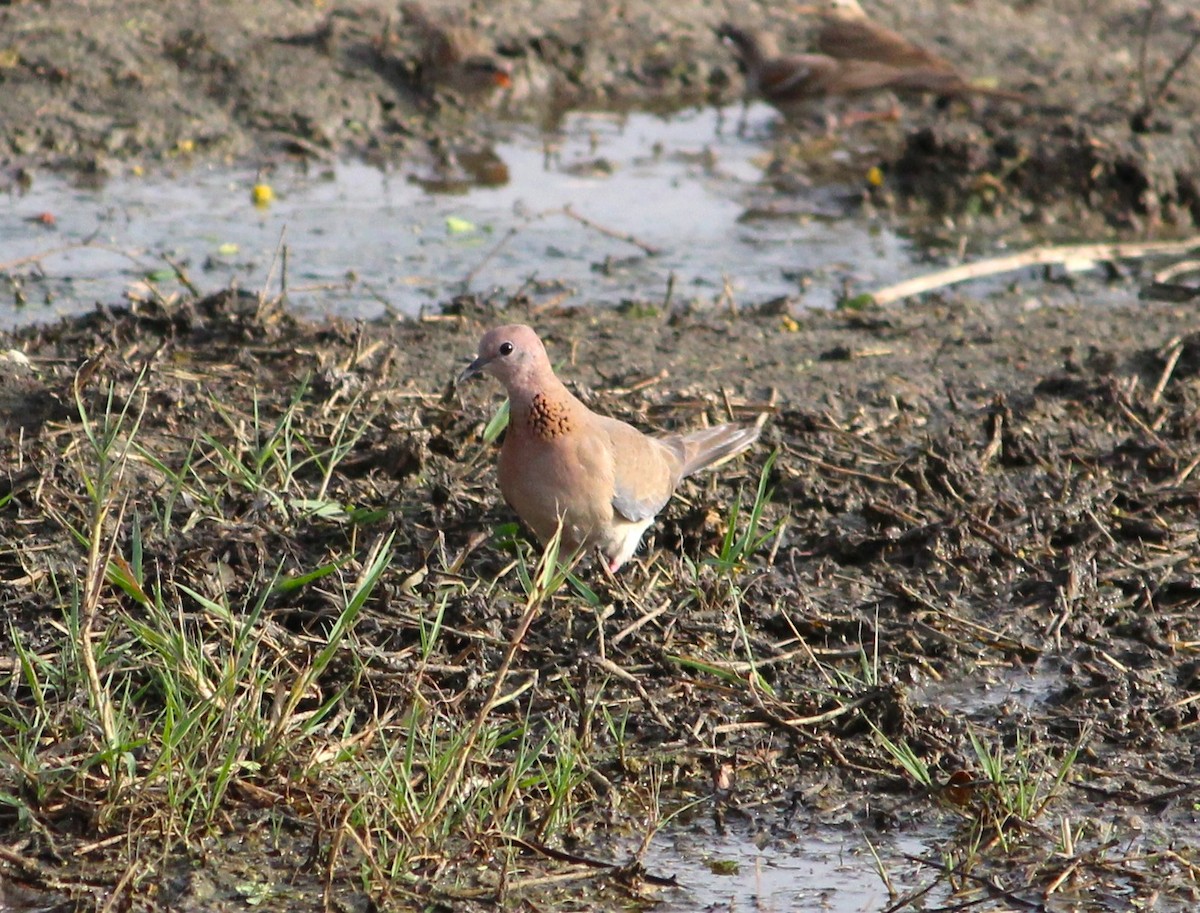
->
[461,222,525,287]
[503,834,678,887]
[460,204,662,288]
[899,853,1048,911]
[1143,257,1200,301]
[1154,258,1200,283]
[869,237,1200,306]
[1151,337,1184,405]
[0,240,148,274]
[1144,16,1200,117]
[588,655,674,731]
[562,204,662,256]
[160,253,200,298]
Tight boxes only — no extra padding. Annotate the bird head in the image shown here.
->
[462,56,512,89]
[457,324,546,389]
[716,23,775,68]
[795,0,867,20]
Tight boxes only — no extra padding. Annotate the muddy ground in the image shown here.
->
[1,0,1199,224]
[3,0,1200,910]
[3,283,1200,908]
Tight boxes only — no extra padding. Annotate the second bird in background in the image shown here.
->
[719,10,1025,127]
[796,0,959,75]
[401,2,512,99]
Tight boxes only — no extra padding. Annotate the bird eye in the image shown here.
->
[499,342,514,356]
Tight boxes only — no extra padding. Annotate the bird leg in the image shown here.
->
[835,101,902,129]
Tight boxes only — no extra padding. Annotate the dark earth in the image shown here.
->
[1,0,1198,227]
[3,0,1200,910]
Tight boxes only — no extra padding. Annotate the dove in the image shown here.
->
[457,325,763,572]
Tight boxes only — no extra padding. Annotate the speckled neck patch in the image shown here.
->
[527,392,571,440]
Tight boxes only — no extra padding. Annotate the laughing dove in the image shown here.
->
[458,325,763,572]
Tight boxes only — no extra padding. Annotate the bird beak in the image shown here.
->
[493,70,512,88]
[456,354,489,386]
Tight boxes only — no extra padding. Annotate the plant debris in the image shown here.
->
[3,287,1200,909]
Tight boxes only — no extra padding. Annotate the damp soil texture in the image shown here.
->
[1,0,1199,226]
[3,0,1200,911]
[3,290,1200,910]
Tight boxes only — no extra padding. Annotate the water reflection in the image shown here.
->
[1,105,915,329]
[646,816,937,911]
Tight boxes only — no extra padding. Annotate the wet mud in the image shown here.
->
[3,0,1200,908]
[3,287,1200,908]
[0,0,1197,223]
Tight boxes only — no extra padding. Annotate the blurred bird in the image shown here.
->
[718,23,1024,125]
[793,0,1027,105]
[795,0,958,74]
[400,2,512,98]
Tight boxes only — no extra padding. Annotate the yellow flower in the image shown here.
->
[252,183,275,207]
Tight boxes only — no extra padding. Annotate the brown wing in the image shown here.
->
[817,19,957,74]
[599,416,682,524]
[756,55,820,99]
[799,56,914,97]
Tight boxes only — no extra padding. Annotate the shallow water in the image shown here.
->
[1,105,921,329]
[646,816,939,911]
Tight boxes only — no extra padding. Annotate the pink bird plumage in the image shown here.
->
[459,325,763,572]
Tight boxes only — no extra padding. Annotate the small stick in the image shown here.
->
[562,204,662,256]
[611,601,671,645]
[259,225,289,304]
[1154,258,1200,282]
[1168,452,1200,487]
[897,854,1046,912]
[461,223,524,287]
[661,270,675,313]
[0,241,148,273]
[161,253,200,297]
[606,369,668,397]
[529,289,576,315]
[98,859,142,913]
[1136,0,1160,105]
[1151,338,1184,405]
[721,273,737,316]
[870,236,1200,306]
[588,655,673,730]
[461,204,662,289]
[1147,19,1200,112]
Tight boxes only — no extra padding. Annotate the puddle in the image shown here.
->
[913,659,1066,719]
[1,105,918,329]
[645,814,940,911]
[2,104,1144,332]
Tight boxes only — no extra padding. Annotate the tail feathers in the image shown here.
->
[667,414,767,480]
[967,85,1030,103]
[889,69,1029,102]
